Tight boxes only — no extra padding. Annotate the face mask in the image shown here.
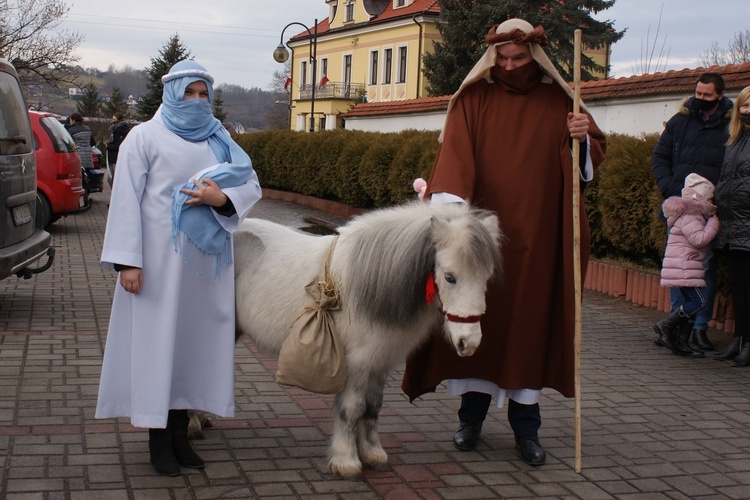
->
[739,113,750,125]
[694,98,719,112]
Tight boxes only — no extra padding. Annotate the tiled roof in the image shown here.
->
[371,0,440,23]
[343,62,750,117]
[289,18,331,41]
[290,0,439,41]
[581,62,750,101]
[342,95,450,117]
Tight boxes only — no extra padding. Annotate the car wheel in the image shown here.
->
[35,191,52,229]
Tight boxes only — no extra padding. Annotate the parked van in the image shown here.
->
[0,59,54,280]
[29,110,86,227]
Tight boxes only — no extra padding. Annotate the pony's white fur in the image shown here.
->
[234,202,502,478]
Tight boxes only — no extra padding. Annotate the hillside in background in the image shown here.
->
[25,65,286,130]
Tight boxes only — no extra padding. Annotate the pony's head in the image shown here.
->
[429,205,502,356]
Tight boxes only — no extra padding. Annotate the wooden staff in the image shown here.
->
[571,28,583,474]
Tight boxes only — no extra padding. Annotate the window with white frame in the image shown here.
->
[321,58,328,78]
[343,54,352,84]
[370,50,379,85]
[383,48,392,84]
[395,0,406,7]
[301,61,308,87]
[345,1,354,22]
[397,46,407,83]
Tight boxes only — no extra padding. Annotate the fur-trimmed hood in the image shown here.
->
[677,95,734,121]
[663,195,717,227]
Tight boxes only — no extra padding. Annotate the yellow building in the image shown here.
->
[282,0,440,131]
[281,0,610,131]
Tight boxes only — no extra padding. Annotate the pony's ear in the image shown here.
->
[430,215,450,244]
[479,213,502,246]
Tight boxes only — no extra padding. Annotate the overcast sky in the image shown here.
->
[59,0,748,89]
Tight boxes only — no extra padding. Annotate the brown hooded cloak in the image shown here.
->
[401,20,606,401]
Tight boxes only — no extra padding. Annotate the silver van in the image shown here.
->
[0,58,54,280]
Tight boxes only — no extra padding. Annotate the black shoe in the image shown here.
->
[713,336,742,360]
[148,429,180,476]
[731,343,750,367]
[453,422,482,451]
[168,409,205,469]
[172,437,205,469]
[515,435,546,466]
[672,322,705,358]
[691,329,715,351]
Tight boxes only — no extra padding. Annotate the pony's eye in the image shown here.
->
[444,273,456,284]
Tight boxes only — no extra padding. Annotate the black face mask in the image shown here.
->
[694,97,719,112]
[739,113,750,125]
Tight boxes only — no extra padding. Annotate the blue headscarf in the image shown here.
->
[160,60,255,280]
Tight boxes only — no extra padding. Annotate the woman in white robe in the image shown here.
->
[96,60,262,476]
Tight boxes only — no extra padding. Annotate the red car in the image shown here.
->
[29,110,87,227]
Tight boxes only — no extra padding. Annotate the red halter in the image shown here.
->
[425,273,483,324]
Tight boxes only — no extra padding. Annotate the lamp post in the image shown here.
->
[273,19,318,132]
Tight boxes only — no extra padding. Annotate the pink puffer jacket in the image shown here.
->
[660,196,719,288]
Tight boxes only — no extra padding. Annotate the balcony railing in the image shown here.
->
[298,81,366,101]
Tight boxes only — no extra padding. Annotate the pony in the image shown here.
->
[233,202,502,478]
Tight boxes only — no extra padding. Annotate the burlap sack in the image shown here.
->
[276,237,347,393]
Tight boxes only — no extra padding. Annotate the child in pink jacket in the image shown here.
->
[654,173,720,357]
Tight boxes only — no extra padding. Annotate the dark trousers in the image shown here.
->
[727,250,750,341]
[458,391,542,437]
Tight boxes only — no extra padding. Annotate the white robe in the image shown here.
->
[96,113,262,428]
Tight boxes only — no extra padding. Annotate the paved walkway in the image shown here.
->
[1,190,749,499]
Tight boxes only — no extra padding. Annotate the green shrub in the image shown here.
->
[595,133,664,267]
[235,129,671,272]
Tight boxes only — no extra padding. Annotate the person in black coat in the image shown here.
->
[652,72,733,351]
[713,85,750,366]
[106,112,130,188]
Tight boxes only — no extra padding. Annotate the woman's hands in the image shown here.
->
[180,177,228,207]
[120,268,142,294]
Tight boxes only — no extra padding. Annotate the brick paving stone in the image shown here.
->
[2,193,750,498]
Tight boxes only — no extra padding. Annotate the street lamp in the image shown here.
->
[273,19,318,133]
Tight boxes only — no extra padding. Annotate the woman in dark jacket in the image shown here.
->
[106,112,130,188]
[713,85,750,366]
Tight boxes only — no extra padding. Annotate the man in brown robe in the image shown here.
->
[401,18,606,466]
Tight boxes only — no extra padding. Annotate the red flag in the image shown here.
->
[318,75,330,89]
[283,77,292,91]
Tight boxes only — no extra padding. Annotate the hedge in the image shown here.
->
[234,129,668,269]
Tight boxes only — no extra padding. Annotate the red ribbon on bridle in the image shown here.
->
[425,272,483,324]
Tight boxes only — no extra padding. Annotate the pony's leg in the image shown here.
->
[356,371,388,469]
[329,381,366,478]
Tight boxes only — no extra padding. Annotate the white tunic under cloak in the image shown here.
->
[96,112,262,428]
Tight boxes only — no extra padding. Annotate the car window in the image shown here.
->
[0,72,33,155]
[40,116,76,153]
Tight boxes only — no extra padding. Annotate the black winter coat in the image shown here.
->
[652,96,733,201]
[106,121,130,164]
[715,129,750,251]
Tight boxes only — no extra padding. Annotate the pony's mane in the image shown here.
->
[337,202,500,329]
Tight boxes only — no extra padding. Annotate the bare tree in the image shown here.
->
[700,30,750,67]
[265,61,291,130]
[631,3,670,75]
[0,0,83,86]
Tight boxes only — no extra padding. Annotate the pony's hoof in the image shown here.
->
[360,448,388,468]
[329,459,363,479]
